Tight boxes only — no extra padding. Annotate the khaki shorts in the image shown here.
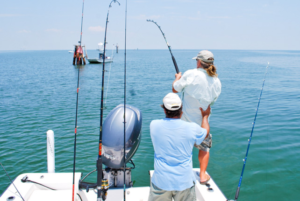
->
[194,134,212,152]
[148,182,196,201]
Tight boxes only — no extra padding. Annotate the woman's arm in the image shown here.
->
[200,105,211,138]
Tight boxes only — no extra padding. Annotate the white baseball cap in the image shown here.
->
[163,93,182,111]
[192,50,214,63]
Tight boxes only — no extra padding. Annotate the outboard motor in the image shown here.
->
[79,104,142,190]
[102,104,142,187]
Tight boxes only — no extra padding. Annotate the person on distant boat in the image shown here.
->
[75,45,86,65]
[172,50,221,184]
[149,93,210,201]
[73,45,78,65]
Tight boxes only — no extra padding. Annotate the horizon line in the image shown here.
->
[1,48,300,52]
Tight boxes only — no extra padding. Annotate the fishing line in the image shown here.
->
[97,1,120,200]
[71,65,81,201]
[146,19,180,73]
[0,163,25,201]
[231,62,270,201]
[104,48,114,108]
[124,0,128,200]
[81,169,97,182]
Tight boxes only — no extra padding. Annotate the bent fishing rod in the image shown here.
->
[231,62,270,201]
[97,0,120,200]
[146,19,179,73]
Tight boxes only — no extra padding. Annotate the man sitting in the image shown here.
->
[149,93,210,201]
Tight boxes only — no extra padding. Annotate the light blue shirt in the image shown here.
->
[150,118,207,191]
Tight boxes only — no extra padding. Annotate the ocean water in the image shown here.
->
[0,49,299,200]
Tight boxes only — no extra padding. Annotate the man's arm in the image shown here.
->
[200,106,211,138]
[172,72,182,93]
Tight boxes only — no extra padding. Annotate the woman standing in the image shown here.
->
[172,50,221,184]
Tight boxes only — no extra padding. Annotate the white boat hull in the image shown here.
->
[87,58,113,64]
[0,169,226,201]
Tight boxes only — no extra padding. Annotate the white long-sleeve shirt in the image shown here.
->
[173,68,221,125]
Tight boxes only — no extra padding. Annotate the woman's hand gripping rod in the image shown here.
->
[146,19,179,73]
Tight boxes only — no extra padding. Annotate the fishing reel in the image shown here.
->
[101,179,109,200]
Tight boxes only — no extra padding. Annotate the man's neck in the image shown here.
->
[166,116,181,119]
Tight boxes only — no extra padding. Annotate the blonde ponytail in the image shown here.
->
[206,64,217,77]
[200,61,218,77]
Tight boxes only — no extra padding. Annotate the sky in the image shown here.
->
[1,0,300,50]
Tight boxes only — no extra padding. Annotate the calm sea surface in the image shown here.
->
[0,50,299,200]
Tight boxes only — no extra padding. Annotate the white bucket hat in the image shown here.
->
[192,50,214,63]
[163,93,182,111]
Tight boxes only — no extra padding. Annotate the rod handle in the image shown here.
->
[97,158,103,185]
[96,157,103,199]
[171,55,179,74]
[235,187,240,200]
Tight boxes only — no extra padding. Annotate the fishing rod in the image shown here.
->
[97,1,120,200]
[146,19,179,73]
[71,0,86,187]
[79,0,85,46]
[231,62,270,201]
[73,0,85,65]
[71,65,81,201]
[0,163,25,201]
[124,0,128,200]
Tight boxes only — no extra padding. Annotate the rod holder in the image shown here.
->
[47,130,55,173]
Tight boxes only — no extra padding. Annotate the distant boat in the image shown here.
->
[87,43,114,64]
[87,53,113,64]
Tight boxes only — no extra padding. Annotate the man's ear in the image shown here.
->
[197,60,201,68]
[163,109,166,115]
